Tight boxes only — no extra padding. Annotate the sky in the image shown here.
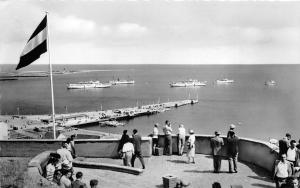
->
[1,0,300,65]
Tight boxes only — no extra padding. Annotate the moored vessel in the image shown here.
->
[216,78,234,84]
[170,79,207,87]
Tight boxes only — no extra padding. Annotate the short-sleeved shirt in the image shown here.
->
[122,142,134,153]
[153,127,159,138]
[178,127,186,137]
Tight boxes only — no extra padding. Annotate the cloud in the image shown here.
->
[52,15,96,36]
[117,23,147,36]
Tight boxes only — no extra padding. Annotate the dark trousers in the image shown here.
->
[228,153,238,172]
[213,155,222,172]
[275,176,287,188]
[165,135,172,155]
[131,151,145,169]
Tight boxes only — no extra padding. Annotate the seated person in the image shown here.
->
[45,156,59,182]
[57,141,73,170]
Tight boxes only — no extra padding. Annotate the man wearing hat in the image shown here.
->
[211,131,224,173]
[227,124,236,138]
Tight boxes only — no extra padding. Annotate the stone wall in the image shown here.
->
[0,135,277,172]
[0,137,152,158]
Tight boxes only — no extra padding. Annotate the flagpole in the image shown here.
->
[46,11,56,139]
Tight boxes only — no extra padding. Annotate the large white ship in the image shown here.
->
[67,81,112,89]
[170,79,207,87]
[216,78,234,84]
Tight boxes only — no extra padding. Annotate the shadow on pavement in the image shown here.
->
[167,159,187,164]
[251,183,275,188]
[184,169,229,174]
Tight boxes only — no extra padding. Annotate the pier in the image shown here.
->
[0,99,198,139]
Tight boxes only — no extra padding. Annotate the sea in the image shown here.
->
[1,64,300,141]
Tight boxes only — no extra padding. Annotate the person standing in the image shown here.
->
[60,169,72,188]
[117,130,130,157]
[71,171,87,188]
[210,131,224,173]
[163,120,173,155]
[274,154,293,188]
[122,137,134,167]
[178,124,186,156]
[279,133,291,156]
[227,124,236,138]
[186,130,195,164]
[89,179,98,188]
[152,123,159,152]
[131,129,145,169]
[227,131,239,173]
[286,140,299,166]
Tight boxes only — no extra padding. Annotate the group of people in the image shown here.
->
[45,135,99,188]
[152,121,239,173]
[117,129,146,169]
[273,133,300,188]
[152,120,196,163]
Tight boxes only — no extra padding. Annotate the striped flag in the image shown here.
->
[16,15,48,70]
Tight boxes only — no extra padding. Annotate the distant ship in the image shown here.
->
[109,79,135,85]
[216,78,234,84]
[265,80,276,86]
[170,79,207,87]
[67,81,111,89]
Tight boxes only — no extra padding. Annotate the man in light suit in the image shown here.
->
[211,131,224,173]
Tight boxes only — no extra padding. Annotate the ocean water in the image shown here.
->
[1,64,300,141]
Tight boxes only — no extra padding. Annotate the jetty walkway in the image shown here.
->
[0,99,198,138]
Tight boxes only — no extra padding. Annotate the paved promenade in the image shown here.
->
[75,154,275,188]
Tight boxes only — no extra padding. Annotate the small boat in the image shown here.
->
[109,79,135,85]
[170,79,207,87]
[216,78,234,84]
[99,120,125,127]
[265,80,276,86]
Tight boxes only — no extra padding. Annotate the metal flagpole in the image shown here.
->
[46,11,56,139]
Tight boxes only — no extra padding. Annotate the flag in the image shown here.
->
[16,15,47,70]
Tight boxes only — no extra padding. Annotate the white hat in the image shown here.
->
[189,129,194,134]
[230,124,236,129]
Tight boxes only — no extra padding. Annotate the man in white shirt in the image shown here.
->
[57,141,73,170]
[287,140,299,165]
[274,154,293,188]
[152,123,159,152]
[178,124,186,156]
[122,137,135,166]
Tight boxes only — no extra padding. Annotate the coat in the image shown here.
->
[132,134,142,152]
[210,136,224,156]
[227,136,239,156]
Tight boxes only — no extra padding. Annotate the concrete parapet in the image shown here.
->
[0,137,152,158]
[1,135,277,173]
[73,160,143,175]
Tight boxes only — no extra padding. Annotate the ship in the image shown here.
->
[216,78,234,84]
[265,80,276,86]
[169,79,207,87]
[67,81,112,89]
[109,77,135,85]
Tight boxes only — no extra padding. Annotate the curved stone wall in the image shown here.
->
[0,135,277,172]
